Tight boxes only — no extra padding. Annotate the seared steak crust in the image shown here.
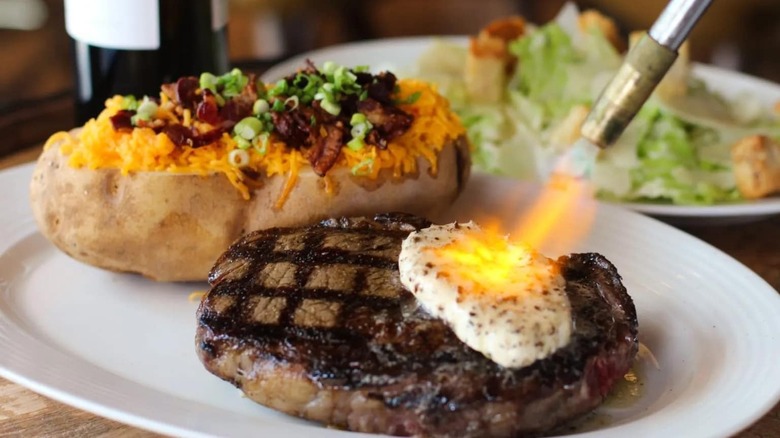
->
[196,213,638,437]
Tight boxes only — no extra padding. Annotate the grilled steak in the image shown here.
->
[196,213,638,437]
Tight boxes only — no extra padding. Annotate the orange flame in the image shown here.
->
[512,172,596,255]
[433,164,597,289]
[433,229,535,290]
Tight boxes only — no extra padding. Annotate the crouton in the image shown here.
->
[578,9,624,52]
[731,135,780,199]
[466,16,525,103]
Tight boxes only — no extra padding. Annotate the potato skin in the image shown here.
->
[29,131,470,281]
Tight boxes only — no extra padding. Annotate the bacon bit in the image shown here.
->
[354,71,374,86]
[197,89,221,125]
[162,124,227,148]
[308,123,345,176]
[192,127,228,147]
[366,71,398,104]
[175,76,200,109]
[273,108,317,148]
[110,110,135,131]
[219,98,252,124]
[358,98,413,148]
[162,124,192,147]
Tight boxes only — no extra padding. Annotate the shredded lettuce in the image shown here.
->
[510,24,581,124]
[595,101,744,204]
[508,22,621,129]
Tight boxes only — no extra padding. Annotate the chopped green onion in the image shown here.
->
[234,117,263,140]
[253,99,270,115]
[219,69,249,97]
[121,95,139,111]
[255,78,267,97]
[351,158,374,175]
[320,99,341,116]
[347,137,365,151]
[322,61,337,75]
[253,134,269,155]
[199,72,218,92]
[351,124,369,138]
[215,94,226,106]
[359,90,368,101]
[284,95,299,110]
[136,98,158,120]
[292,73,307,87]
[395,91,422,105]
[333,67,356,88]
[303,74,322,88]
[310,115,316,126]
[301,75,323,100]
[260,113,274,132]
[232,136,251,151]
[228,149,251,167]
[271,99,285,112]
[250,62,376,121]
[333,66,346,83]
[268,79,288,97]
[129,97,158,125]
[354,65,369,72]
[349,112,372,141]
[350,113,367,126]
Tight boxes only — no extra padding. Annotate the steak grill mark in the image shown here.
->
[200,225,412,342]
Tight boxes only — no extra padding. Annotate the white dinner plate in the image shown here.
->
[1,162,779,437]
[262,36,780,225]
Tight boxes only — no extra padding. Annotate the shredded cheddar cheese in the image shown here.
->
[44,79,465,208]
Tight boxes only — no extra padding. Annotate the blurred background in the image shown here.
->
[1,0,779,157]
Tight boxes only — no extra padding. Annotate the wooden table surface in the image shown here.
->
[0,146,778,437]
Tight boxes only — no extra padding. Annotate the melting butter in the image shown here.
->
[557,363,647,434]
[398,222,572,369]
[603,367,645,409]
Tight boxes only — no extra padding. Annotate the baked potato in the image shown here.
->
[30,65,471,281]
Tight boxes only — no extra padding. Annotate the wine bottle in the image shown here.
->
[64,0,230,124]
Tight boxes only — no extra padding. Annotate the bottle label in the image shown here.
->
[64,0,160,50]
